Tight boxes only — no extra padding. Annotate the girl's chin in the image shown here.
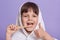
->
[24,28,33,33]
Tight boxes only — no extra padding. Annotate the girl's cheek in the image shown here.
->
[33,18,38,22]
[34,18,38,25]
[23,18,28,24]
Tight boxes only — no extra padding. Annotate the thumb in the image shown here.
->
[39,23,44,30]
[39,23,41,28]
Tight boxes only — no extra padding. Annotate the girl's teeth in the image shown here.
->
[27,23,33,25]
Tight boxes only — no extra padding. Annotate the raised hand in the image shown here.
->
[34,23,45,38]
[6,24,26,40]
[34,23,54,40]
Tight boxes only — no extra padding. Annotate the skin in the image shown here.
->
[6,9,54,40]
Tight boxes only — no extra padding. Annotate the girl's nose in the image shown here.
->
[28,16,32,21]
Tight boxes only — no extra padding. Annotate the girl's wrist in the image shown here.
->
[37,31,46,39]
[6,34,11,40]
[43,31,54,40]
[6,32,12,38]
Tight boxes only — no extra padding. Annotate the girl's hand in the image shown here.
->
[34,23,54,40]
[6,24,20,36]
[34,23,45,38]
[6,24,26,40]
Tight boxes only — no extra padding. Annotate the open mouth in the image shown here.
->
[27,23,33,25]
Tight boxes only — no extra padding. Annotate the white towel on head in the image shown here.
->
[16,2,46,32]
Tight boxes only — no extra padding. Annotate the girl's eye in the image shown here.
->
[33,15,37,17]
[24,16,28,17]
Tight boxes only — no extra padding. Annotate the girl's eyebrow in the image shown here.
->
[32,13,38,16]
[23,13,28,15]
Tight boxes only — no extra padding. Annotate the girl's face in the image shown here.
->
[21,9,38,32]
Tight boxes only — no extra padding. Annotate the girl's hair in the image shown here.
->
[21,2,39,16]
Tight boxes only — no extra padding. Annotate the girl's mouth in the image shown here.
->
[27,22,34,26]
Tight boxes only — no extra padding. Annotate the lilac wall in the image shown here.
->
[0,0,60,40]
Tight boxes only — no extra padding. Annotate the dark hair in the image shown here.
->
[21,2,39,16]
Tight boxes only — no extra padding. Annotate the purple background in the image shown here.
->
[0,0,60,40]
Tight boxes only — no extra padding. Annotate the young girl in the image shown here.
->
[6,2,57,40]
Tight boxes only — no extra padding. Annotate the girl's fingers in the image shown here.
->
[39,23,42,28]
[9,24,16,31]
[7,24,27,32]
[7,24,18,31]
[34,23,45,38]
[39,23,44,31]
[34,30,40,38]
